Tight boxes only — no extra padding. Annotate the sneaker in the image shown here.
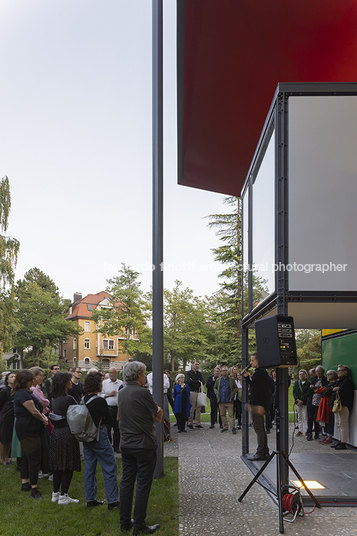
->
[188,424,193,430]
[58,493,79,504]
[221,428,228,433]
[195,425,203,429]
[48,474,53,481]
[306,434,313,441]
[232,428,236,434]
[51,491,60,503]
[31,488,42,500]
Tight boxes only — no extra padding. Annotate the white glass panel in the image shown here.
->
[252,131,275,307]
[289,96,357,291]
[242,187,249,316]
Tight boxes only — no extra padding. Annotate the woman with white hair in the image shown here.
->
[173,374,191,433]
[330,365,354,450]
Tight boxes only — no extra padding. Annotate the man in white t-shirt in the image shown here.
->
[101,367,123,453]
[146,372,171,428]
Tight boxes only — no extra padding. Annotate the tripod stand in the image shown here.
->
[238,442,321,533]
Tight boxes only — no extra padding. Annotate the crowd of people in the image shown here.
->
[0,363,163,535]
[0,357,354,530]
[293,364,354,449]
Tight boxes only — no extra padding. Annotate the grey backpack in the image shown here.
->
[67,396,102,442]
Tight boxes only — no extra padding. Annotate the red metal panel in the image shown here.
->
[178,0,357,195]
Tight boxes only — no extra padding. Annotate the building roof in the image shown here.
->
[177,0,357,196]
[66,291,111,320]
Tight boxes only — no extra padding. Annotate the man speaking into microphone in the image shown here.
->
[243,353,270,461]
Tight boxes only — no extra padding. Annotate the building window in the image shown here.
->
[73,338,77,350]
[84,338,90,349]
[63,349,67,358]
[84,321,90,332]
[84,357,90,366]
[103,339,114,350]
[102,358,110,368]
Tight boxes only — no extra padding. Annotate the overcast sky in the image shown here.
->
[0,0,229,302]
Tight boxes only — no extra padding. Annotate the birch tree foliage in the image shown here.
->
[0,176,20,354]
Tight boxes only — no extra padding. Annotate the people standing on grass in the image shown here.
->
[100,367,123,453]
[118,361,162,535]
[0,372,16,465]
[82,371,119,510]
[13,369,48,500]
[49,372,81,505]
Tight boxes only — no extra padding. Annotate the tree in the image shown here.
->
[163,281,210,371]
[15,269,81,366]
[206,197,269,368]
[0,176,20,357]
[206,197,243,366]
[295,329,321,374]
[92,263,151,360]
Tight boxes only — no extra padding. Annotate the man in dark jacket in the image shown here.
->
[186,361,204,429]
[293,369,310,436]
[306,365,328,441]
[206,367,222,429]
[243,353,270,461]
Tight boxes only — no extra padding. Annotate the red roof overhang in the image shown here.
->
[177,0,357,196]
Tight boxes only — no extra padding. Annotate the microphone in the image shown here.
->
[240,365,250,375]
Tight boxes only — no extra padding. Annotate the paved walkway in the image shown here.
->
[164,421,357,536]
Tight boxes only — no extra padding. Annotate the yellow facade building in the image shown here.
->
[62,291,136,371]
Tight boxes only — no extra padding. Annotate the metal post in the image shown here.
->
[152,0,164,479]
[276,91,289,489]
[242,326,249,456]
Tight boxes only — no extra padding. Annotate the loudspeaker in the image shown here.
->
[255,315,297,368]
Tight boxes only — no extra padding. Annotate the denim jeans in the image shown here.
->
[83,426,119,503]
[120,447,157,530]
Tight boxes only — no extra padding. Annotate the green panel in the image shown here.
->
[322,332,357,390]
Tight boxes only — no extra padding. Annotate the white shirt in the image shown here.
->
[146,372,170,395]
[100,378,123,406]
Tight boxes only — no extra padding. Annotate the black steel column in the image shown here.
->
[152,0,164,479]
[242,326,249,456]
[276,91,289,489]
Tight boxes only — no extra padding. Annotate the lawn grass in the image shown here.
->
[185,384,298,424]
[0,457,178,536]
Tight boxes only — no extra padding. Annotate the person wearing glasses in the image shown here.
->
[330,365,354,450]
[44,364,60,407]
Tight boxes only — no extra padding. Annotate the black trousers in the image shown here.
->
[120,447,157,530]
[106,406,120,449]
[174,412,186,431]
[20,435,41,486]
[210,395,222,426]
[252,413,268,456]
[307,404,320,437]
